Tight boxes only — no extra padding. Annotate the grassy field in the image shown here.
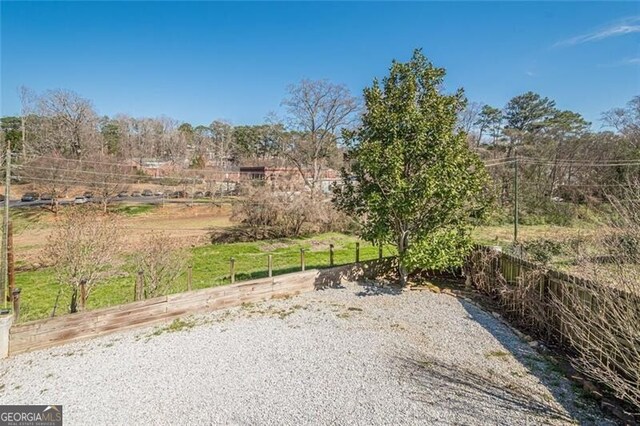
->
[7,201,603,323]
[13,232,394,323]
[472,223,599,248]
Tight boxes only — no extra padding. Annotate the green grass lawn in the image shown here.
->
[13,233,395,323]
[472,223,599,248]
[110,204,158,216]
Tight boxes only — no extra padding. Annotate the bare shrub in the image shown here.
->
[134,232,188,298]
[553,186,640,409]
[466,249,549,332]
[232,175,351,240]
[467,239,640,410]
[44,206,122,313]
[551,275,640,409]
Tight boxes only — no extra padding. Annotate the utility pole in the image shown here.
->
[513,155,519,244]
[7,222,14,303]
[3,142,10,308]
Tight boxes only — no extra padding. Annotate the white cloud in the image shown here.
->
[553,16,640,48]
[598,57,640,67]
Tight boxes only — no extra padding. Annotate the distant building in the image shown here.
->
[238,166,340,193]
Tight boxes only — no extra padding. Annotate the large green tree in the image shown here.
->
[334,50,489,285]
[0,116,22,151]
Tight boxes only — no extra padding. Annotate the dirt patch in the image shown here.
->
[14,203,233,265]
[259,241,294,252]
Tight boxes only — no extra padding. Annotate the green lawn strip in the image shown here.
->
[110,204,158,216]
[14,268,61,322]
[10,208,49,233]
[13,233,395,323]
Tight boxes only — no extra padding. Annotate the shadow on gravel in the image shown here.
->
[429,299,605,424]
[354,282,403,297]
[397,356,575,424]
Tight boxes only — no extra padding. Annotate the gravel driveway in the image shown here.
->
[0,281,611,425]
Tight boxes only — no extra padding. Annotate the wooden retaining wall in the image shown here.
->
[8,258,395,356]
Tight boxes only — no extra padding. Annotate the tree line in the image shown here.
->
[457,93,639,223]
[1,68,638,219]
[0,82,358,185]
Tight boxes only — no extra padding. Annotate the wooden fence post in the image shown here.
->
[11,288,20,322]
[187,265,193,292]
[329,244,334,267]
[268,254,273,278]
[230,257,236,284]
[300,249,305,271]
[135,270,144,301]
[355,242,360,263]
[378,243,383,260]
[7,222,14,303]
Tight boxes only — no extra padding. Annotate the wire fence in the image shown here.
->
[14,239,397,324]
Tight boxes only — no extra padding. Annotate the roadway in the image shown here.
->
[0,196,216,209]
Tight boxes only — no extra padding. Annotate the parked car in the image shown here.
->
[131,191,142,197]
[117,191,129,198]
[193,191,204,199]
[141,189,153,197]
[83,191,94,199]
[0,194,5,202]
[204,191,213,198]
[154,191,164,197]
[40,194,53,201]
[21,192,40,202]
[170,191,189,199]
[74,196,88,204]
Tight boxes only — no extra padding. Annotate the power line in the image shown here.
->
[12,163,289,181]
[485,160,516,168]
[521,157,640,167]
[22,155,137,167]
[522,155,640,164]
[13,165,150,180]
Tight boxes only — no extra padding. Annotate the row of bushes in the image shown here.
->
[215,180,357,242]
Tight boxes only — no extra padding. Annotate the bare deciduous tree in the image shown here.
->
[18,86,37,159]
[44,207,122,313]
[602,96,640,149]
[134,232,188,298]
[457,101,483,134]
[35,89,99,158]
[281,79,359,190]
[20,155,78,214]
[82,155,131,213]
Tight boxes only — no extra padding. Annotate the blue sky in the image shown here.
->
[1,2,638,128]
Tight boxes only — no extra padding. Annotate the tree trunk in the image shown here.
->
[398,262,408,287]
[476,125,485,147]
[397,231,409,286]
[69,287,78,313]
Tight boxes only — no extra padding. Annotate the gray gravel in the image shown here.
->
[0,281,611,425]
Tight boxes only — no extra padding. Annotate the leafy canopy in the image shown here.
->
[334,49,489,276]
